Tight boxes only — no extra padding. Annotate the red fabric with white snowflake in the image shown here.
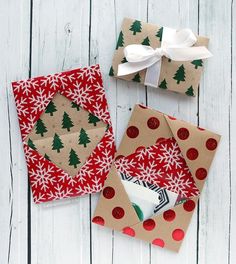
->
[12,65,116,204]
[114,137,199,199]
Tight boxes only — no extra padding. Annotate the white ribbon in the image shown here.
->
[117,27,212,87]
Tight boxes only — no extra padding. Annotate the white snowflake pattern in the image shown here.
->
[24,147,37,163]
[20,114,37,139]
[93,82,105,101]
[157,141,183,171]
[15,97,29,119]
[30,162,56,192]
[47,184,74,201]
[136,146,157,161]
[94,149,113,175]
[76,159,94,183]
[115,157,136,174]
[136,161,164,183]
[93,102,110,124]
[41,73,68,90]
[58,171,77,187]
[77,66,98,83]
[13,79,39,96]
[83,177,103,194]
[33,191,46,203]
[29,88,54,114]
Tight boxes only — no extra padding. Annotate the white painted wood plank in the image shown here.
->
[147,1,199,262]
[30,1,91,263]
[198,0,231,263]
[0,0,30,263]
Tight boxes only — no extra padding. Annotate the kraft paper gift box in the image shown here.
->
[93,104,221,252]
[12,65,116,204]
[109,18,212,96]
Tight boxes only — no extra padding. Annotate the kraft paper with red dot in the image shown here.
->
[93,104,220,252]
[12,65,116,204]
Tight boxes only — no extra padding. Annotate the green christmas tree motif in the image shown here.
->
[116,31,124,50]
[132,73,141,83]
[185,86,194,96]
[69,148,81,168]
[28,138,37,150]
[35,118,48,137]
[173,64,186,84]
[156,27,163,42]
[45,101,57,116]
[71,101,80,111]
[121,57,128,63]
[78,128,91,148]
[62,112,74,132]
[52,133,64,153]
[132,203,144,221]
[191,59,203,69]
[44,153,51,161]
[109,66,114,76]
[141,37,150,46]
[129,20,142,35]
[88,113,100,126]
[159,79,168,89]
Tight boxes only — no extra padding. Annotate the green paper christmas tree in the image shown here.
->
[116,31,124,50]
[141,37,150,46]
[28,138,37,150]
[35,118,48,137]
[132,73,141,83]
[62,112,74,132]
[52,133,64,153]
[109,66,114,76]
[121,57,128,63]
[156,27,163,42]
[129,20,142,35]
[185,86,194,96]
[44,153,51,161]
[69,148,81,168]
[159,79,168,89]
[173,64,186,84]
[78,128,91,148]
[45,101,57,116]
[191,59,203,69]
[88,113,100,126]
[71,102,80,111]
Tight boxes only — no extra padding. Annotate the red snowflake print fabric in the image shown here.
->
[114,138,199,199]
[12,65,116,204]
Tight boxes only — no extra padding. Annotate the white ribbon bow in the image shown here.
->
[117,27,212,87]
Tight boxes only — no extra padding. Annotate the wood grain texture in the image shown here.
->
[0,0,234,263]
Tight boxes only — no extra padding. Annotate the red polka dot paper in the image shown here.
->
[12,65,116,204]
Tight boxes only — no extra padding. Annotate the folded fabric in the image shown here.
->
[93,104,221,252]
[109,18,211,96]
[12,65,116,204]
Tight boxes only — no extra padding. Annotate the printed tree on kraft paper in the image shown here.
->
[185,86,194,96]
[132,73,141,83]
[156,27,163,42]
[44,153,51,161]
[79,128,91,148]
[45,101,57,116]
[52,133,64,153]
[129,20,142,35]
[116,31,124,50]
[109,66,115,76]
[88,113,100,126]
[69,148,81,168]
[71,101,80,111]
[173,64,186,84]
[141,37,150,46]
[159,79,168,89]
[28,138,37,150]
[62,112,74,132]
[191,59,203,69]
[35,118,48,137]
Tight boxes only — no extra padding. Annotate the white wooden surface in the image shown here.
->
[0,0,234,263]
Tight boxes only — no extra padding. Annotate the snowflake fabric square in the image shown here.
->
[12,65,116,204]
[93,104,221,252]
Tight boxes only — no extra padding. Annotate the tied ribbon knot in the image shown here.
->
[117,27,212,87]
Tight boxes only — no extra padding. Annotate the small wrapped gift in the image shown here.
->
[93,104,220,252]
[109,18,212,96]
[12,65,116,204]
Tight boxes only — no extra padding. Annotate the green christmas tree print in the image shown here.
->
[69,148,81,168]
[159,79,168,89]
[52,133,64,153]
[35,118,48,137]
[45,101,57,116]
[28,138,37,150]
[132,73,141,83]
[62,112,74,132]
[173,64,186,84]
[109,66,114,76]
[141,37,150,46]
[71,101,80,111]
[121,57,128,63]
[78,128,91,148]
[116,31,124,50]
[129,20,142,35]
[88,113,100,126]
[156,27,163,42]
[185,86,194,96]
[191,59,203,69]
[44,153,51,161]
